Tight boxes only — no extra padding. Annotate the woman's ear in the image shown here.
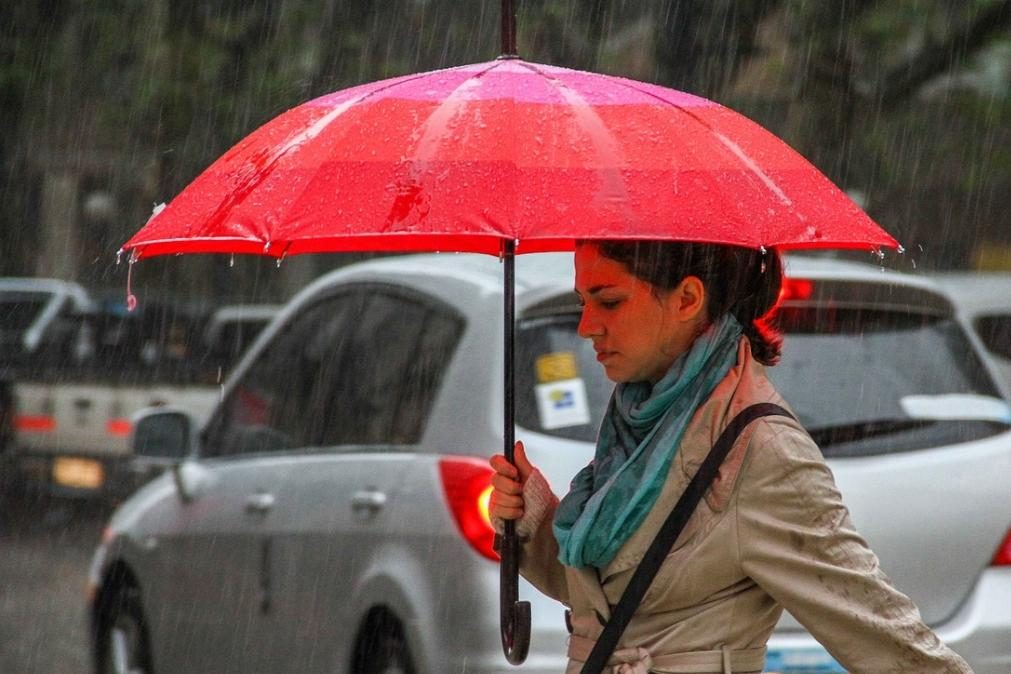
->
[674,275,706,321]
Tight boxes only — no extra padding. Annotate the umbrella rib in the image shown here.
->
[601,77,812,244]
[381,61,504,234]
[514,61,637,237]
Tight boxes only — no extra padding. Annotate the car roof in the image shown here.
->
[0,277,92,303]
[930,271,1011,313]
[210,304,282,323]
[315,251,942,289]
[258,252,958,341]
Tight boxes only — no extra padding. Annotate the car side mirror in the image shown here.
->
[132,408,194,460]
[131,407,201,501]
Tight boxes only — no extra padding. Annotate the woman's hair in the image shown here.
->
[591,240,784,365]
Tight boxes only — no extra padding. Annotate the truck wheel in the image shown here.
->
[96,583,152,674]
[354,612,415,674]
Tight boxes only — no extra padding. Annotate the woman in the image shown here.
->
[489,240,971,673]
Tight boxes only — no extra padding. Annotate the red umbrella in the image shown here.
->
[124,62,895,260]
[121,4,898,665]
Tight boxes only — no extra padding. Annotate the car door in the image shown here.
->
[263,286,464,674]
[145,295,360,674]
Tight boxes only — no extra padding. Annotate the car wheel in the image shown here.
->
[96,584,152,674]
[354,613,415,674]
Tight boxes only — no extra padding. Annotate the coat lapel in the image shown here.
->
[569,565,613,622]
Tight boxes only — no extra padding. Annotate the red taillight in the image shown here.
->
[14,415,56,432]
[439,457,499,561]
[106,418,132,436]
[992,528,1011,566]
[779,278,815,303]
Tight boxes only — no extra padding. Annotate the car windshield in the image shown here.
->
[0,292,50,332]
[517,305,1011,455]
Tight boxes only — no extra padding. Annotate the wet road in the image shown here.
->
[0,491,111,674]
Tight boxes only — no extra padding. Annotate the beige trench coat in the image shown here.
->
[511,338,972,674]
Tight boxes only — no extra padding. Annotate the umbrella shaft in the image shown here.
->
[503,239,515,462]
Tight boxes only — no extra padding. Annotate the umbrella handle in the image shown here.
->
[500,520,531,664]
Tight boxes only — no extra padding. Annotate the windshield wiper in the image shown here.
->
[808,418,937,447]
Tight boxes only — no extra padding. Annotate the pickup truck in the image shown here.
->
[0,277,277,500]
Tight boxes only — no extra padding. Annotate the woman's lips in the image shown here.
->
[596,350,614,363]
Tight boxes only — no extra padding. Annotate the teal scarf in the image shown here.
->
[553,314,743,568]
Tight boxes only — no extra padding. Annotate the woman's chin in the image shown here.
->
[602,365,630,384]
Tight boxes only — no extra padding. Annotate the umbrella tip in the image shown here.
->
[500,0,518,58]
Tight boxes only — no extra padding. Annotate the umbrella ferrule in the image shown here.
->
[501,0,518,58]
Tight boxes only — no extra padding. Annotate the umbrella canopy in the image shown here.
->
[122,58,897,261]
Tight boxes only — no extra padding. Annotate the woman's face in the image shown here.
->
[574,243,706,384]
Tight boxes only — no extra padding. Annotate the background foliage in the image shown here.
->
[1,0,1008,301]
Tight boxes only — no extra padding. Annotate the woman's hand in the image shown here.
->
[489,441,535,521]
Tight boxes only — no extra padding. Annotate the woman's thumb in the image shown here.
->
[513,440,534,481]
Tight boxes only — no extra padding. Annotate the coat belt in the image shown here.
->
[567,635,767,673]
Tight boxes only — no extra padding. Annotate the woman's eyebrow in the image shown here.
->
[573,284,618,299]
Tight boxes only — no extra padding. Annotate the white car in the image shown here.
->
[89,253,1011,674]
[933,272,1011,392]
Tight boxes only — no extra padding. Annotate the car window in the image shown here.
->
[202,293,363,458]
[515,314,612,443]
[198,318,271,379]
[516,303,1010,455]
[202,287,463,457]
[768,306,1010,457]
[317,291,462,445]
[975,314,1011,360]
[0,292,50,331]
[374,305,462,444]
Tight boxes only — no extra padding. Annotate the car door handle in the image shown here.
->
[351,489,387,513]
[244,491,276,515]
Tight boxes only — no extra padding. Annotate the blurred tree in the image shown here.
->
[769,0,1011,267]
[653,0,783,97]
[0,0,1008,294]
[0,1,72,276]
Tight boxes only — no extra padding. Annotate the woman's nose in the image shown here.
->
[577,308,600,338]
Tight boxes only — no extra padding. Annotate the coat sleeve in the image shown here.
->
[512,470,570,604]
[736,418,972,674]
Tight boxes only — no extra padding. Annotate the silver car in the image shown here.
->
[933,272,1011,391]
[88,253,1011,674]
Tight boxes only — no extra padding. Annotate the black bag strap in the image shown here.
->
[580,402,794,674]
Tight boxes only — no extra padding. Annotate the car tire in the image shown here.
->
[354,612,415,674]
[95,583,152,674]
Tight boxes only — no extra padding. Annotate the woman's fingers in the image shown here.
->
[513,441,534,481]
[491,505,524,520]
[489,454,519,481]
[491,472,522,495]
[489,487,525,520]
[490,442,534,480]
[489,441,537,521]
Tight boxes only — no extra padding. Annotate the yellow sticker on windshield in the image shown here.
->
[536,352,579,383]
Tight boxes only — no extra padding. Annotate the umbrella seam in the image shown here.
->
[594,76,812,246]
[381,61,503,235]
[515,60,637,241]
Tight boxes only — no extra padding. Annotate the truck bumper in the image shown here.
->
[2,449,147,501]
